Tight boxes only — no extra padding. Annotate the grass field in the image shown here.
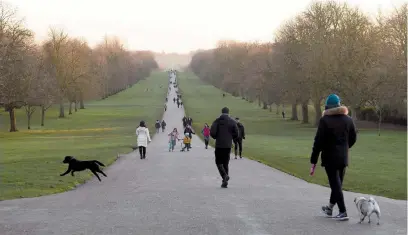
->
[178,72,407,200]
[0,72,168,200]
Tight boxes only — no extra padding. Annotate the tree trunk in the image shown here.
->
[59,101,65,118]
[27,112,31,130]
[41,105,46,126]
[258,95,261,107]
[301,102,309,124]
[291,103,298,120]
[262,101,268,109]
[9,107,17,132]
[351,107,358,120]
[75,102,78,112]
[80,92,85,109]
[378,109,382,136]
[313,99,322,126]
[69,102,73,115]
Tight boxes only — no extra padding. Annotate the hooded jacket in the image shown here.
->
[210,114,239,148]
[310,106,357,168]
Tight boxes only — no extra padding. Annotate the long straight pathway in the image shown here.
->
[0,79,406,235]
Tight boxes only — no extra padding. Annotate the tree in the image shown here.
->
[0,2,34,132]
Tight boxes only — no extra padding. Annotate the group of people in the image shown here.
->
[155,120,167,133]
[173,96,183,108]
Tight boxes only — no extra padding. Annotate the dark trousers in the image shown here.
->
[325,166,346,213]
[233,138,243,156]
[181,143,191,151]
[139,146,146,158]
[215,148,231,176]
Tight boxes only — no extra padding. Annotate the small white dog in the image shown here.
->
[354,196,381,225]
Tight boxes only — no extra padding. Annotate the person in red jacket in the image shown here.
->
[201,123,211,149]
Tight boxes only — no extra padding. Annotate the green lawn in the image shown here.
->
[178,72,407,200]
[0,71,168,200]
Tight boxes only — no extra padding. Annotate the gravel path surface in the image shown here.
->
[1,82,406,235]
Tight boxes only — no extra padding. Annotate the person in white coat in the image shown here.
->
[136,120,152,159]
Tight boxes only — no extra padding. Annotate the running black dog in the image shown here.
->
[60,156,107,181]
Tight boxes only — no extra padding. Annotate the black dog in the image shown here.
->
[60,156,107,181]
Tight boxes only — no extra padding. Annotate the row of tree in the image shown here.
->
[0,2,158,132]
[189,1,407,129]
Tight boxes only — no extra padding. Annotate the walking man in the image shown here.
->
[309,94,357,221]
[233,117,245,159]
[210,107,239,188]
[155,120,161,134]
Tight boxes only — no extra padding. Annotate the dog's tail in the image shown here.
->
[93,160,105,167]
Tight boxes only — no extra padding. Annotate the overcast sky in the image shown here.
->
[8,0,406,53]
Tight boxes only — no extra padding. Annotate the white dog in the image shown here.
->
[354,196,381,225]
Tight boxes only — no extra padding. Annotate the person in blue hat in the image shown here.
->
[309,94,357,221]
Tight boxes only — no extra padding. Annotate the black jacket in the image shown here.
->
[184,127,195,138]
[237,122,245,139]
[210,114,239,148]
[310,106,357,168]
[155,122,161,128]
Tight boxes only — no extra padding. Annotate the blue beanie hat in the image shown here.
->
[325,94,341,109]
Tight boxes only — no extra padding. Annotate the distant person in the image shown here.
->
[182,116,187,128]
[155,120,161,134]
[164,103,167,111]
[165,97,168,102]
[309,94,357,221]
[161,120,167,132]
[187,117,193,126]
[210,107,239,188]
[173,97,176,103]
[177,100,180,108]
[136,121,151,159]
[282,111,285,119]
[223,93,225,97]
[233,117,245,159]
[180,101,183,107]
[201,123,211,149]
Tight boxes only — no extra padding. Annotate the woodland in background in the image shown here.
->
[189,1,407,129]
[0,1,158,132]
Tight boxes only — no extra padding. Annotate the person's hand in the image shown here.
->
[310,164,316,176]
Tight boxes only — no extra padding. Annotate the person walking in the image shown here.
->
[201,123,211,149]
[233,117,245,159]
[164,103,167,111]
[210,107,239,188]
[136,121,152,159]
[309,94,357,221]
[161,120,167,132]
[182,116,187,128]
[173,97,176,103]
[177,100,180,108]
[168,128,180,152]
[155,120,161,134]
[184,125,195,139]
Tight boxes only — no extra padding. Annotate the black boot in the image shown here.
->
[216,164,230,188]
[239,151,242,159]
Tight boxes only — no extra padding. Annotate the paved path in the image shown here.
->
[0,79,407,235]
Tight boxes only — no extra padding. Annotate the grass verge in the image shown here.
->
[178,72,407,200]
[0,71,168,200]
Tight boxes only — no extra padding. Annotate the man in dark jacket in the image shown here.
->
[210,107,239,188]
[233,117,245,159]
[310,94,357,221]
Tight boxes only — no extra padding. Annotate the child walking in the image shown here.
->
[168,128,180,152]
[202,123,210,149]
[181,133,191,152]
